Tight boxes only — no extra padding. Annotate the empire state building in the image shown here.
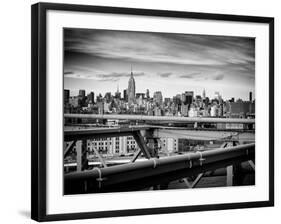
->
[128,66,136,105]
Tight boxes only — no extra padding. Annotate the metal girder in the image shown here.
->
[154,129,254,142]
[64,140,76,158]
[226,161,248,186]
[76,140,88,172]
[248,160,255,171]
[182,173,204,188]
[90,143,107,168]
[64,127,150,141]
[64,155,254,194]
[226,165,234,186]
[64,113,255,124]
[130,149,142,163]
[64,143,255,193]
[132,131,151,159]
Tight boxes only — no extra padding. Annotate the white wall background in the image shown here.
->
[0,0,279,223]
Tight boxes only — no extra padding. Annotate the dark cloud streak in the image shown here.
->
[158,72,173,78]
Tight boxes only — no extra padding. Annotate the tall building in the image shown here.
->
[160,138,178,153]
[87,91,95,103]
[153,91,163,105]
[146,89,150,99]
[183,91,193,105]
[249,91,253,102]
[64,89,70,104]
[69,96,79,107]
[128,66,136,105]
[164,98,171,106]
[123,89,128,101]
[173,94,181,105]
[105,92,112,102]
[181,104,189,116]
[115,84,121,99]
[136,93,145,99]
[84,136,139,156]
[202,89,206,100]
[79,89,86,98]
[210,105,218,117]
[96,93,103,102]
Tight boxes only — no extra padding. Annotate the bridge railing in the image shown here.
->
[64,113,255,124]
[64,143,255,194]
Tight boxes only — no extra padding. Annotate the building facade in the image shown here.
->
[128,68,136,105]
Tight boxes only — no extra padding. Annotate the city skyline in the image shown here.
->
[65,86,253,102]
[64,28,255,100]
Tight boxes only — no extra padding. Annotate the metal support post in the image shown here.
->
[132,131,151,159]
[76,139,88,172]
[91,142,107,168]
[248,160,255,171]
[130,148,142,163]
[226,165,234,186]
[226,163,244,186]
[64,140,76,158]
[183,173,204,188]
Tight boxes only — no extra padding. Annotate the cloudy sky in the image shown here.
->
[64,28,255,100]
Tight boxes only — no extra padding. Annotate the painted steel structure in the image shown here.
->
[64,113,255,193]
[64,113,255,124]
[64,143,255,193]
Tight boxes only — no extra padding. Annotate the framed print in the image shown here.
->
[31,2,274,222]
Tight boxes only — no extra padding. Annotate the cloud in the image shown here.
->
[97,71,145,78]
[64,69,145,82]
[179,72,201,79]
[178,72,225,81]
[64,28,255,96]
[64,29,255,67]
[64,71,74,75]
[158,72,173,78]
[213,74,224,80]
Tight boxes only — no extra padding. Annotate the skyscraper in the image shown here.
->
[87,91,95,103]
[123,89,128,101]
[249,91,252,102]
[183,91,193,105]
[153,91,163,105]
[128,66,136,105]
[64,89,70,104]
[78,89,86,98]
[115,84,121,99]
[146,89,150,99]
[202,89,206,99]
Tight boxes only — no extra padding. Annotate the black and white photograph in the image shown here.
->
[63,28,256,195]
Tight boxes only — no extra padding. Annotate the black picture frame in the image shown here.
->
[31,2,274,222]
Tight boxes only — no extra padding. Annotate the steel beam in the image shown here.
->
[132,131,151,159]
[130,149,142,163]
[248,160,255,171]
[64,140,76,158]
[65,143,255,190]
[64,113,255,124]
[182,173,204,188]
[76,140,88,171]
[90,143,107,168]
[226,165,234,186]
[64,126,150,141]
[155,129,240,141]
[64,154,254,194]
